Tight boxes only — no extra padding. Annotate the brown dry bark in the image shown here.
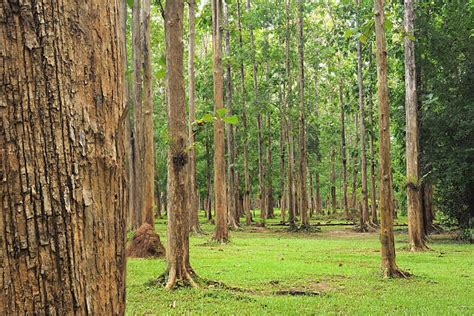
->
[374,0,408,278]
[404,0,428,251]
[188,0,201,233]
[212,0,229,242]
[164,0,198,289]
[0,1,127,313]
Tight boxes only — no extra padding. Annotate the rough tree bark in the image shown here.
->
[404,0,428,251]
[237,0,252,226]
[297,0,309,228]
[188,0,201,233]
[212,0,229,242]
[164,0,198,289]
[374,0,408,278]
[0,1,127,313]
[224,0,239,229]
[143,0,155,227]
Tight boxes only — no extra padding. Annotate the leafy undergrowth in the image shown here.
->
[126,212,473,315]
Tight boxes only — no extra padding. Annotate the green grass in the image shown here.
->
[126,212,473,315]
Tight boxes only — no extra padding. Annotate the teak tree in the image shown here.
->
[374,0,408,278]
[404,0,428,251]
[0,1,127,313]
[164,0,198,288]
[212,0,229,242]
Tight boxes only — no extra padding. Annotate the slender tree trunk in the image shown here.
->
[314,76,322,215]
[356,2,370,228]
[205,132,213,221]
[331,147,337,211]
[374,0,407,278]
[421,182,434,234]
[212,0,229,242]
[285,0,297,229]
[132,0,145,230]
[368,45,378,224]
[266,113,275,219]
[188,0,201,233]
[224,0,239,229]
[143,0,155,227]
[351,112,360,210]
[237,0,252,226]
[338,79,349,218]
[164,0,198,289]
[404,0,427,251]
[297,0,309,228]
[0,1,127,312]
[280,101,287,223]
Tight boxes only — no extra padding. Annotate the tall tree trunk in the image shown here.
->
[331,147,337,211]
[297,0,309,228]
[0,1,127,313]
[404,0,427,251]
[286,0,297,229]
[280,86,287,223]
[314,75,322,215]
[247,0,266,224]
[164,0,198,289]
[237,0,252,226]
[143,0,155,227]
[224,0,239,229]
[266,113,275,219]
[188,0,201,233]
[356,2,370,228]
[132,0,144,230]
[338,79,349,218]
[368,45,378,224]
[206,132,213,221]
[212,0,229,242]
[374,0,407,278]
[351,112,360,210]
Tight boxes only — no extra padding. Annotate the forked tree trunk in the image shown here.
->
[237,0,252,226]
[374,0,407,278]
[143,0,155,227]
[0,1,127,313]
[338,79,349,218]
[224,0,239,229]
[297,0,309,228]
[164,0,198,288]
[212,0,229,242]
[404,0,428,251]
[188,0,201,233]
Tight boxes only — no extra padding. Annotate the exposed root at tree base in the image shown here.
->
[149,269,200,290]
[126,223,166,258]
[383,268,411,279]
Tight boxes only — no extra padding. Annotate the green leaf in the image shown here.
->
[202,113,214,122]
[127,0,133,9]
[223,115,239,125]
[216,108,228,118]
[384,18,392,32]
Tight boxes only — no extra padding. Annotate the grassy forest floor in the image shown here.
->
[126,212,473,315]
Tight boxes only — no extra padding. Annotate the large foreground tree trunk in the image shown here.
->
[165,0,197,289]
[0,1,127,313]
[212,0,229,242]
[374,0,407,278]
[404,0,428,251]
